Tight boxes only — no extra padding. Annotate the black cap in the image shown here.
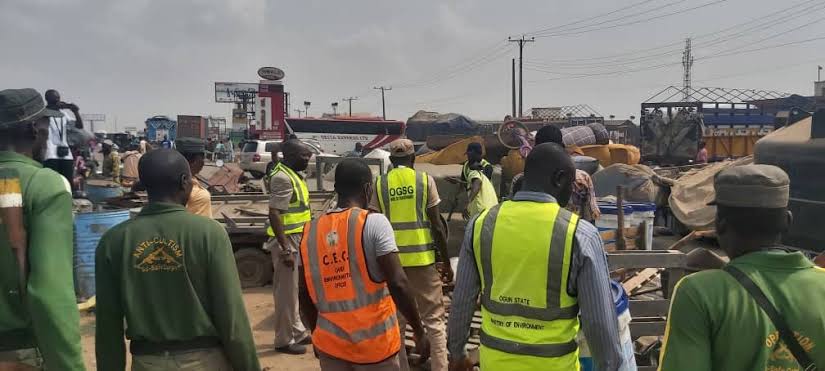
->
[0,88,63,128]
[176,137,206,154]
[466,142,483,154]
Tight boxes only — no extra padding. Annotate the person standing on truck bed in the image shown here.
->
[299,158,431,371]
[266,139,313,354]
[658,165,825,371]
[0,88,85,370]
[448,143,623,371]
[373,138,451,371]
[176,137,212,218]
[95,148,260,371]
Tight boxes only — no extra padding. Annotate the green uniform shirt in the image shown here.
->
[659,250,825,371]
[0,151,84,370]
[95,203,260,371]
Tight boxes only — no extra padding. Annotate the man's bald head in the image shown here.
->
[522,143,575,206]
[138,149,193,205]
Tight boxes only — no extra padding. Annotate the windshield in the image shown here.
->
[242,142,258,152]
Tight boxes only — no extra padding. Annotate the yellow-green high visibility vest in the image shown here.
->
[375,167,435,267]
[462,159,491,190]
[472,200,580,371]
[266,163,311,236]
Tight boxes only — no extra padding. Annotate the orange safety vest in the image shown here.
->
[300,207,401,364]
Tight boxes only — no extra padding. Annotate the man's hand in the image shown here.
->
[438,262,454,284]
[413,327,431,364]
[280,249,295,269]
[448,355,474,371]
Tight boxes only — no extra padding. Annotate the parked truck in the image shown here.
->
[145,115,177,142]
[177,115,207,139]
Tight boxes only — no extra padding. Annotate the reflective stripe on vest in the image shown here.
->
[376,167,434,267]
[300,208,400,364]
[473,201,580,364]
[266,163,311,236]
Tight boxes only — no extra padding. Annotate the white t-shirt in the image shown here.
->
[330,208,399,282]
[45,109,75,161]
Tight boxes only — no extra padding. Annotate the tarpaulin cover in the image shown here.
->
[417,136,485,165]
[641,110,704,164]
[592,164,660,203]
[668,156,753,230]
[405,110,481,142]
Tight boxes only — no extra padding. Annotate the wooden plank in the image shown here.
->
[608,250,686,270]
[622,268,662,294]
[629,299,670,317]
[629,320,667,337]
[638,366,658,371]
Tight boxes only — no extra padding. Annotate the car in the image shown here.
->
[238,139,337,179]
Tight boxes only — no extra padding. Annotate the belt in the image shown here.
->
[130,336,221,356]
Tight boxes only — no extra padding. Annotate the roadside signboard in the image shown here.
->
[214,82,259,103]
[257,67,285,81]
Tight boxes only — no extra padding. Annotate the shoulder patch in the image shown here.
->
[0,167,23,208]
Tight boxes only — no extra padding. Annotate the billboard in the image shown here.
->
[214,82,258,103]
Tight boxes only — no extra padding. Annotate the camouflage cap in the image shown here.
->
[0,88,63,128]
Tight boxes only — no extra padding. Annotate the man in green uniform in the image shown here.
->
[95,149,260,370]
[0,88,85,370]
[101,139,121,184]
[659,165,825,370]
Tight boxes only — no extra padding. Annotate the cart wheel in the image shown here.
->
[234,248,273,288]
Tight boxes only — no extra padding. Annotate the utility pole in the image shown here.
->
[294,109,303,118]
[509,35,534,118]
[682,38,694,102]
[342,97,358,117]
[331,102,339,116]
[511,58,516,118]
[373,86,392,120]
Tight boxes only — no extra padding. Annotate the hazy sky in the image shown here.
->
[2,0,824,131]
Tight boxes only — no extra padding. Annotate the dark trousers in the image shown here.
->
[42,159,74,187]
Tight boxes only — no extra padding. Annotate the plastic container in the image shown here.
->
[627,202,656,250]
[596,203,634,246]
[74,209,130,300]
[579,281,637,371]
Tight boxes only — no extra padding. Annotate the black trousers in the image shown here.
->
[43,159,74,187]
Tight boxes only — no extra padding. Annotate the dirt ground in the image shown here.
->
[80,286,320,371]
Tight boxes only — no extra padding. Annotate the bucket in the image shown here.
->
[579,281,637,371]
[596,203,633,245]
[85,179,123,203]
[627,202,656,250]
[74,209,130,300]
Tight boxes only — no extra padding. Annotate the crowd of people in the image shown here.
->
[1,87,823,371]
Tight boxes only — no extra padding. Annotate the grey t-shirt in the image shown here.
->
[330,208,398,281]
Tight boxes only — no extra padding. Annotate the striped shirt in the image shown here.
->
[447,191,623,371]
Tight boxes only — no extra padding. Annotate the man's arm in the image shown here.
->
[468,178,481,203]
[207,226,261,371]
[426,205,451,278]
[298,265,318,331]
[447,216,481,359]
[27,171,85,370]
[71,105,83,129]
[268,175,295,265]
[95,234,125,371]
[571,222,623,371]
[657,278,711,371]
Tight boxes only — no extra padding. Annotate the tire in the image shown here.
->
[234,248,273,288]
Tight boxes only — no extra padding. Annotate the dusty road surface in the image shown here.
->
[80,286,320,370]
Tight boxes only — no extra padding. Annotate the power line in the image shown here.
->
[533,0,729,38]
[372,86,392,120]
[522,0,668,35]
[509,36,535,118]
[342,97,358,116]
